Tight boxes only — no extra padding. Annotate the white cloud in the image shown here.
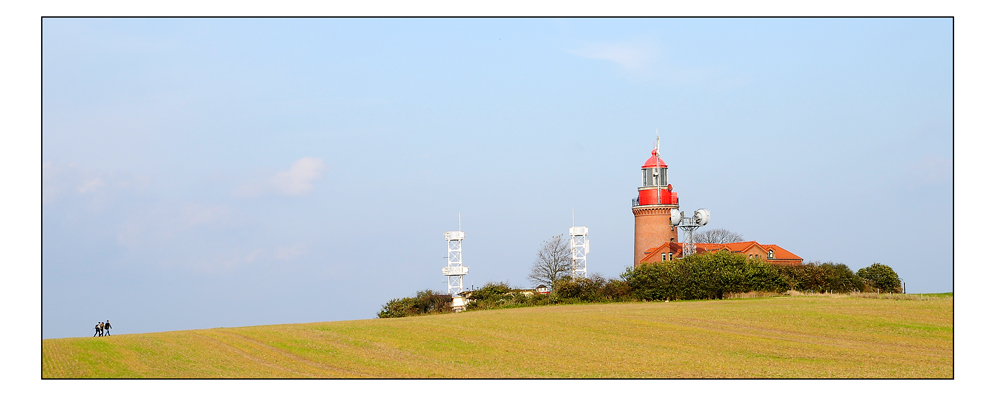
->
[181,204,232,226]
[907,155,953,185]
[271,157,327,196]
[78,177,105,193]
[42,161,64,203]
[569,42,659,71]
[189,249,268,274]
[568,41,733,87]
[275,244,306,261]
[244,249,263,263]
[43,162,150,204]
[236,157,327,198]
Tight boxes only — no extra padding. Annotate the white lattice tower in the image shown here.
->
[569,226,589,279]
[443,230,467,298]
[677,209,709,257]
[679,216,699,257]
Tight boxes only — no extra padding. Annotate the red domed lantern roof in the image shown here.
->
[642,149,667,168]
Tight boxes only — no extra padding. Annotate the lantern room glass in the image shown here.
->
[642,168,667,187]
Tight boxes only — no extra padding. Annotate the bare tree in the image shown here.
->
[528,234,572,287]
[696,228,744,244]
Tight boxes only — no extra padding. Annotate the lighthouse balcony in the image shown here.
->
[632,196,679,207]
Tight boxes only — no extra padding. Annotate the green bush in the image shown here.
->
[467,282,513,302]
[623,251,787,301]
[377,289,452,318]
[775,262,865,293]
[603,278,634,301]
[377,298,417,318]
[857,263,903,293]
[465,282,546,311]
[554,275,608,301]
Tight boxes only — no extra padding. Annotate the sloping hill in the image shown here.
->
[42,295,952,378]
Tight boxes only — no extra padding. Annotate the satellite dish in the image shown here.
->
[671,210,683,226]
[694,209,710,226]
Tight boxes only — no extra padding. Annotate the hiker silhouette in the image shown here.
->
[104,320,112,336]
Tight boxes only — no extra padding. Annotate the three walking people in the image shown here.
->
[93,320,112,337]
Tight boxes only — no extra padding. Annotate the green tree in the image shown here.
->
[857,263,903,293]
[623,251,786,301]
[377,289,451,318]
[554,274,609,301]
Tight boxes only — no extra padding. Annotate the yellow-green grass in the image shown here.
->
[43,295,952,378]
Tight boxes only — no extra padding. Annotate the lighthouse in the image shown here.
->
[631,137,679,266]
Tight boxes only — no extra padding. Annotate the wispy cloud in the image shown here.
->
[907,154,953,185]
[181,204,232,227]
[271,157,327,196]
[116,203,234,251]
[569,42,659,71]
[43,161,151,204]
[236,157,328,198]
[275,244,306,261]
[568,41,737,88]
[78,177,105,193]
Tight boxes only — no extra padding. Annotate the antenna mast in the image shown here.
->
[443,215,468,312]
[673,208,710,257]
[655,131,662,204]
[569,214,589,280]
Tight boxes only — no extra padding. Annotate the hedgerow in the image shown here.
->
[466,282,553,311]
[377,290,452,318]
[776,262,866,293]
[378,253,903,317]
[623,251,787,301]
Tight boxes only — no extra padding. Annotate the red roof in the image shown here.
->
[642,149,667,168]
[640,241,802,264]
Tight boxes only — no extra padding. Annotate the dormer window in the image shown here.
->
[767,249,775,259]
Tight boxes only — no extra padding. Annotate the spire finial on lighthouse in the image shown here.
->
[654,130,660,156]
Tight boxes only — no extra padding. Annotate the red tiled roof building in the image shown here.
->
[631,142,802,266]
[639,241,802,265]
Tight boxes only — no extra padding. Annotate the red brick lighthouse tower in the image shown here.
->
[632,137,679,266]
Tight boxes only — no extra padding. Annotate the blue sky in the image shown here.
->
[40,18,953,339]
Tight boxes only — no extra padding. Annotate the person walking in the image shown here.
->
[93,322,102,337]
[104,320,112,336]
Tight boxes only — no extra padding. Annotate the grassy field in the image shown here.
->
[42,294,952,378]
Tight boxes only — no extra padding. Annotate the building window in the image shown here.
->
[768,249,774,259]
[668,252,673,261]
[662,253,666,261]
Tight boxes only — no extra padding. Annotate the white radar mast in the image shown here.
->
[443,214,468,312]
[569,209,589,280]
[673,208,710,257]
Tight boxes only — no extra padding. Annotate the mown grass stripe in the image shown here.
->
[43,296,952,378]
